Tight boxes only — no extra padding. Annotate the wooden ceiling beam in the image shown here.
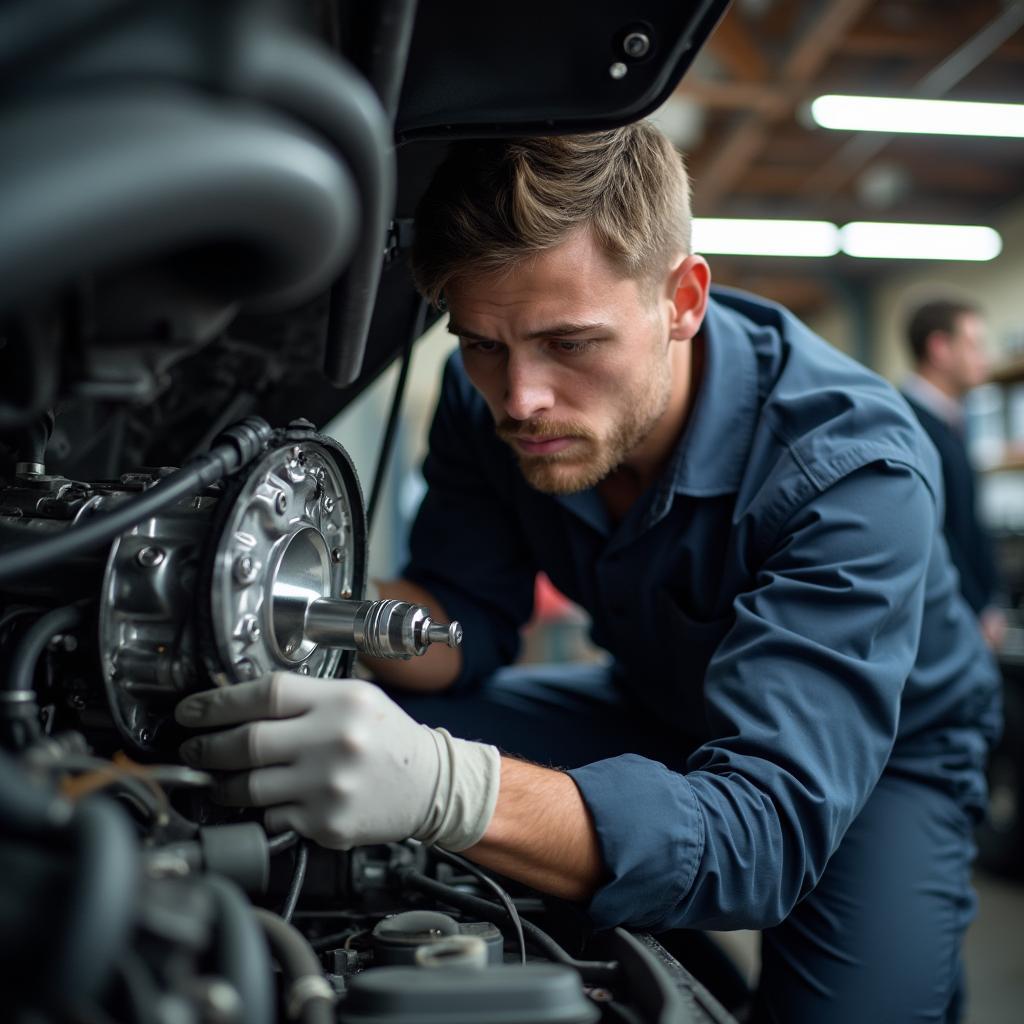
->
[691,0,875,214]
[839,29,982,58]
[733,161,1020,195]
[676,77,792,115]
[704,11,773,81]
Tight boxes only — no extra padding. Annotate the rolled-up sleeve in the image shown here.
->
[403,355,536,688]
[570,461,932,931]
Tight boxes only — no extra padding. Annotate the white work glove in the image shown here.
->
[174,673,501,852]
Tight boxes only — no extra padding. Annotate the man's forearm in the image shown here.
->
[463,756,604,903]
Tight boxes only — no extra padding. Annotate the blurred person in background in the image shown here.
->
[902,300,1006,650]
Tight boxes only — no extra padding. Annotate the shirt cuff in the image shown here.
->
[568,754,704,931]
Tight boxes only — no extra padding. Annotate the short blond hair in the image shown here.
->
[411,123,692,307]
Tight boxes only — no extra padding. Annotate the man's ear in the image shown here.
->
[665,254,711,341]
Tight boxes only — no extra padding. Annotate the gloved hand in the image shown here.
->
[174,673,501,852]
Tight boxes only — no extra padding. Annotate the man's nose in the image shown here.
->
[503,353,555,422]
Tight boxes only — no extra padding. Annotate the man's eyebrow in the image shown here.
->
[524,322,609,339]
[446,323,494,343]
[446,321,608,341]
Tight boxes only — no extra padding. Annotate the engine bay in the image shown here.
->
[0,420,738,1024]
[0,1,739,1021]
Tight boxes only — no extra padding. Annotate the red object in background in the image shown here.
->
[533,572,576,623]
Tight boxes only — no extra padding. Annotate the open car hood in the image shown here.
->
[0,0,729,472]
[283,0,730,429]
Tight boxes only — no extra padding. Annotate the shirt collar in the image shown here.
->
[552,293,761,535]
[902,372,965,430]
[659,294,760,500]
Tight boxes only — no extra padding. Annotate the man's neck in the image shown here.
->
[914,364,962,402]
[904,369,965,432]
[597,335,704,524]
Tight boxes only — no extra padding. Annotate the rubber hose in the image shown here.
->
[6,604,81,692]
[252,908,334,1024]
[0,319,57,432]
[233,29,394,382]
[204,875,275,1024]
[52,797,140,1011]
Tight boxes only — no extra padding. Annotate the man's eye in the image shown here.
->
[462,338,500,354]
[553,339,594,354]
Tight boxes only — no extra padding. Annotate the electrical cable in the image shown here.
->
[0,417,270,583]
[309,927,364,953]
[252,908,334,1024]
[366,298,427,536]
[397,867,620,985]
[268,829,300,855]
[281,840,309,924]
[431,845,526,965]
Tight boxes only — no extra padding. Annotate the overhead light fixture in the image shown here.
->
[690,219,1003,261]
[692,218,840,257]
[810,94,1024,138]
[840,222,1003,261]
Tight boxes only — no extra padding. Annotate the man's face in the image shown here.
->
[945,312,989,395]
[445,230,691,495]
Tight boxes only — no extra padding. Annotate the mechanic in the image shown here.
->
[176,124,1002,1022]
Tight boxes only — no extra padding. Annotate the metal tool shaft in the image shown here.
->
[302,597,462,659]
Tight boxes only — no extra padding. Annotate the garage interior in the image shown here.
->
[2,1,1022,1022]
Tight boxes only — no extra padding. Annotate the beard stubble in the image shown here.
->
[496,355,674,495]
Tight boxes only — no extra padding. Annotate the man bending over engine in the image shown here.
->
[176,124,1000,1023]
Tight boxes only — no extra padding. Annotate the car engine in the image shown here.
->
[0,2,740,1022]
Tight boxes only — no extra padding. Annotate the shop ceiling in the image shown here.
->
[665,0,1024,314]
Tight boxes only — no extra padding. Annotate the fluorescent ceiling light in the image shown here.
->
[810,94,1024,138]
[692,218,839,257]
[840,222,1002,261]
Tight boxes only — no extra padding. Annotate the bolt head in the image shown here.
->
[331,547,343,564]
[298,663,311,676]
[322,495,335,514]
[275,491,288,515]
[239,616,262,644]
[136,546,166,568]
[233,555,259,585]
[623,31,650,58]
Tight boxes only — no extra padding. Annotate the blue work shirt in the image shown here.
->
[403,287,1001,933]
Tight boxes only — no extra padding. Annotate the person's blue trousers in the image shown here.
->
[392,662,976,1024]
